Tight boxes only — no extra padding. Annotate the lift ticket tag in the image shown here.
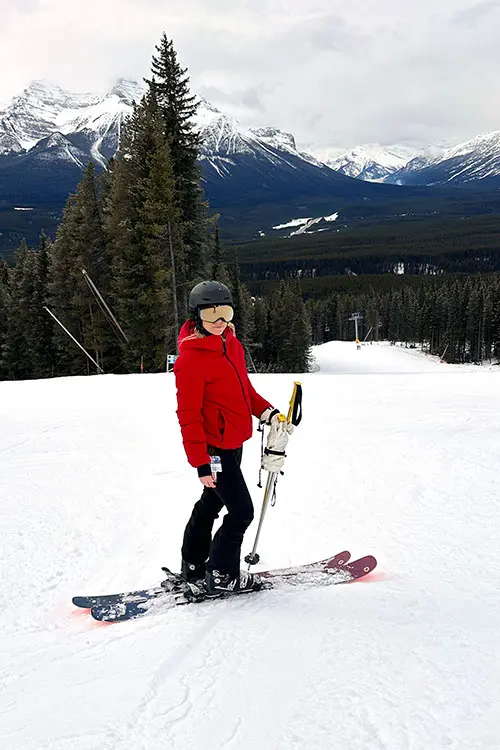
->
[210,455,222,473]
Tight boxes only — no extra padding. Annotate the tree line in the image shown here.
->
[0,34,312,380]
[306,274,500,364]
[236,213,500,281]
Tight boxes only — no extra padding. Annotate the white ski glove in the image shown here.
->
[261,414,294,473]
[260,407,281,426]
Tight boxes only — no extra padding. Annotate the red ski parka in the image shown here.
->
[174,320,272,469]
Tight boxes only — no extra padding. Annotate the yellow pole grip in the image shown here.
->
[287,381,302,424]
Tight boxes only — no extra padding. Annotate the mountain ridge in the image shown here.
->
[1,79,500,252]
[386,131,500,186]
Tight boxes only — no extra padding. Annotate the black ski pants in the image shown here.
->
[181,447,254,577]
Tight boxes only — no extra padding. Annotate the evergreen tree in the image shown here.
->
[228,252,252,342]
[146,33,209,282]
[365,296,381,342]
[306,298,324,346]
[269,281,312,372]
[252,296,270,369]
[325,294,338,342]
[1,241,51,379]
[490,278,500,361]
[105,91,184,370]
[26,232,54,377]
[0,258,10,379]
[444,280,466,363]
[48,163,114,375]
[482,283,494,362]
[400,286,419,346]
[336,295,349,342]
[387,289,403,344]
[465,283,483,362]
[210,224,230,286]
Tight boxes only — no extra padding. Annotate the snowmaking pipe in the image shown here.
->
[245,381,303,567]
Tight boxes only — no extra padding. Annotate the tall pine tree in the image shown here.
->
[0,258,10,379]
[210,223,231,286]
[105,90,184,370]
[26,232,54,377]
[269,281,312,372]
[251,296,270,370]
[229,251,253,346]
[2,241,53,379]
[146,33,209,284]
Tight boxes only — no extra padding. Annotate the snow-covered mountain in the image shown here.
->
[0,81,330,172]
[2,78,500,251]
[249,126,325,167]
[386,131,500,186]
[3,80,500,193]
[195,102,308,162]
[0,80,356,189]
[322,145,418,182]
[2,80,383,245]
[0,79,144,165]
[194,98,329,173]
[192,96,351,203]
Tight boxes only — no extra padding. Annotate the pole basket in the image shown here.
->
[244,552,260,566]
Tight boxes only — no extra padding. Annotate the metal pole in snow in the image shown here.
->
[245,473,276,568]
[82,269,129,344]
[43,306,104,374]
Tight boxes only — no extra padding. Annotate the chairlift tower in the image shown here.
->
[349,312,363,349]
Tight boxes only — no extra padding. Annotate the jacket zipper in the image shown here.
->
[222,338,251,415]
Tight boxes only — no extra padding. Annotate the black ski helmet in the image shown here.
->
[188,280,233,316]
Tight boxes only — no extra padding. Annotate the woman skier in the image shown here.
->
[174,280,283,595]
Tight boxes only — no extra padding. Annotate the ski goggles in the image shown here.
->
[199,304,234,323]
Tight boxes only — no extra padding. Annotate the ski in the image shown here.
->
[87,552,377,623]
[72,587,166,610]
[72,550,351,610]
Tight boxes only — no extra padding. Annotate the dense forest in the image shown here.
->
[236,214,500,280]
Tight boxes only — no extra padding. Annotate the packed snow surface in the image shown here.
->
[1,341,499,749]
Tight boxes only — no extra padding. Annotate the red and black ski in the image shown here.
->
[74,551,377,623]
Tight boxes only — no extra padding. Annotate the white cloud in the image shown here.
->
[1,0,500,150]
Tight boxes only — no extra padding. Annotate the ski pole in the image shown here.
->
[244,472,277,567]
[245,381,303,567]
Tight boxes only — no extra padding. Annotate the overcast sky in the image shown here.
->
[1,0,500,152]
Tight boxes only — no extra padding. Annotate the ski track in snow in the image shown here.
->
[1,343,500,749]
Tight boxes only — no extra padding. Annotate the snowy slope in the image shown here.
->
[312,339,455,373]
[1,342,499,749]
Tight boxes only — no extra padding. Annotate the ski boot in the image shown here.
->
[181,560,206,583]
[204,569,262,597]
